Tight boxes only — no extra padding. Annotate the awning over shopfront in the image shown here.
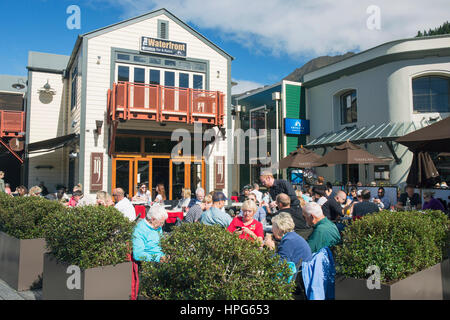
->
[27,133,79,153]
[306,121,429,149]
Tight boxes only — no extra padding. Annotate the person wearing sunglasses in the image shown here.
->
[132,183,151,203]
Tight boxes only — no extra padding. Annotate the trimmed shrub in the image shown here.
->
[0,193,65,239]
[43,205,134,270]
[139,223,295,300]
[335,210,450,283]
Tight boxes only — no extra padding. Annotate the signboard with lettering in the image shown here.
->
[214,156,225,190]
[284,118,310,135]
[90,153,103,192]
[141,36,187,57]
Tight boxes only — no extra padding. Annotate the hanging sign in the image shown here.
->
[90,153,103,192]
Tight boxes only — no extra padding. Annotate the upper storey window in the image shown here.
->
[413,76,450,113]
[340,90,357,124]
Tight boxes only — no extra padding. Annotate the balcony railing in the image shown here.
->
[0,110,25,138]
[107,82,225,126]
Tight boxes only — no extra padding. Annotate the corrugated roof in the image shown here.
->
[306,121,428,149]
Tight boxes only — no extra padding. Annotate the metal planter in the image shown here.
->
[335,259,450,300]
[42,254,132,300]
[0,231,46,291]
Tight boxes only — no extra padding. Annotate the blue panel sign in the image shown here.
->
[291,170,303,185]
[284,118,310,135]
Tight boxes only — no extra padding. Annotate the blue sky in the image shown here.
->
[1,0,449,94]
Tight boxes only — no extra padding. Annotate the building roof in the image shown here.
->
[303,34,450,88]
[27,51,70,73]
[66,8,233,72]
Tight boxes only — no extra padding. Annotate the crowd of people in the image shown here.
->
[1,167,449,296]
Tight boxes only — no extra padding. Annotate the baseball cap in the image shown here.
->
[212,191,229,202]
[356,190,362,197]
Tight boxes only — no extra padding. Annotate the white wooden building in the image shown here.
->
[25,8,233,199]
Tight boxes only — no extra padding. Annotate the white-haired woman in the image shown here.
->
[132,204,169,263]
[264,212,312,266]
[227,200,264,244]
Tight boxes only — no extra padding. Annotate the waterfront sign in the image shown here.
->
[285,118,310,135]
[141,37,187,57]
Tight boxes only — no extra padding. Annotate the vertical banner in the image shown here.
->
[214,156,225,190]
[90,153,103,192]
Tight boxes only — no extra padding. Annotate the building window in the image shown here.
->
[249,107,267,139]
[70,66,78,110]
[340,90,357,124]
[158,20,169,39]
[117,53,130,61]
[413,76,450,113]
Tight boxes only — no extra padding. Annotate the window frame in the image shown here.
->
[340,89,357,125]
[412,75,450,113]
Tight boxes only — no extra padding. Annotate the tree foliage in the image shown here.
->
[0,193,65,239]
[416,21,450,37]
[335,210,450,283]
[43,205,135,270]
[139,223,295,300]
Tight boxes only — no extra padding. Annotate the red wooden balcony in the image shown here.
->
[0,110,25,138]
[107,82,225,127]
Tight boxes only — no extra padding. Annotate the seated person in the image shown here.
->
[303,202,341,253]
[113,188,137,222]
[66,190,83,207]
[352,189,380,220]
[238,192,267,226]
[132,183,151,203]
[312,186,328,206]
[228,200,264,244]
[238,185,252,202]
[372,187,391,210]
[132,204,169,262]
[264,212,312,265]
[276,193,312,240]
[185,195,213,223]
[396,185,422,211]
[322,190,347,222]
[96,191,114,207]
[422,191,446,212]
[200,192,232,227]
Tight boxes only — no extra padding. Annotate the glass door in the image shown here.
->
[112,159,133,198]
[134,159,152,198]
[152,157,170,201]
[170,160,186,201]
[189,161,204,195]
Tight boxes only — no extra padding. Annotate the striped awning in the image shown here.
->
[306,121,428,149]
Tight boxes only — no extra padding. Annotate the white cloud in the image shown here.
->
[99,0,450,58]
[231,79,265,95]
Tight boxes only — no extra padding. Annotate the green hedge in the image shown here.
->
[43,205,135,270]
[335,210,450,283]
[0,193,65,239]
[139,223,295,300]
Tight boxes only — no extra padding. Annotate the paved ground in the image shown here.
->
[0,278,42,300]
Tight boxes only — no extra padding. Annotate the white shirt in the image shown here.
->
[317,196,328,206]
[115,197,137,222]
[251,190,263,203]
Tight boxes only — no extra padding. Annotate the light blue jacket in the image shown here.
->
[301,246,335,300]
[132,219,165,262]
[200,207,232,228]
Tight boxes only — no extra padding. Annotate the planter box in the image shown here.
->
[0,231,46,291]
[336,259,450,300]
[42,254,132,300]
